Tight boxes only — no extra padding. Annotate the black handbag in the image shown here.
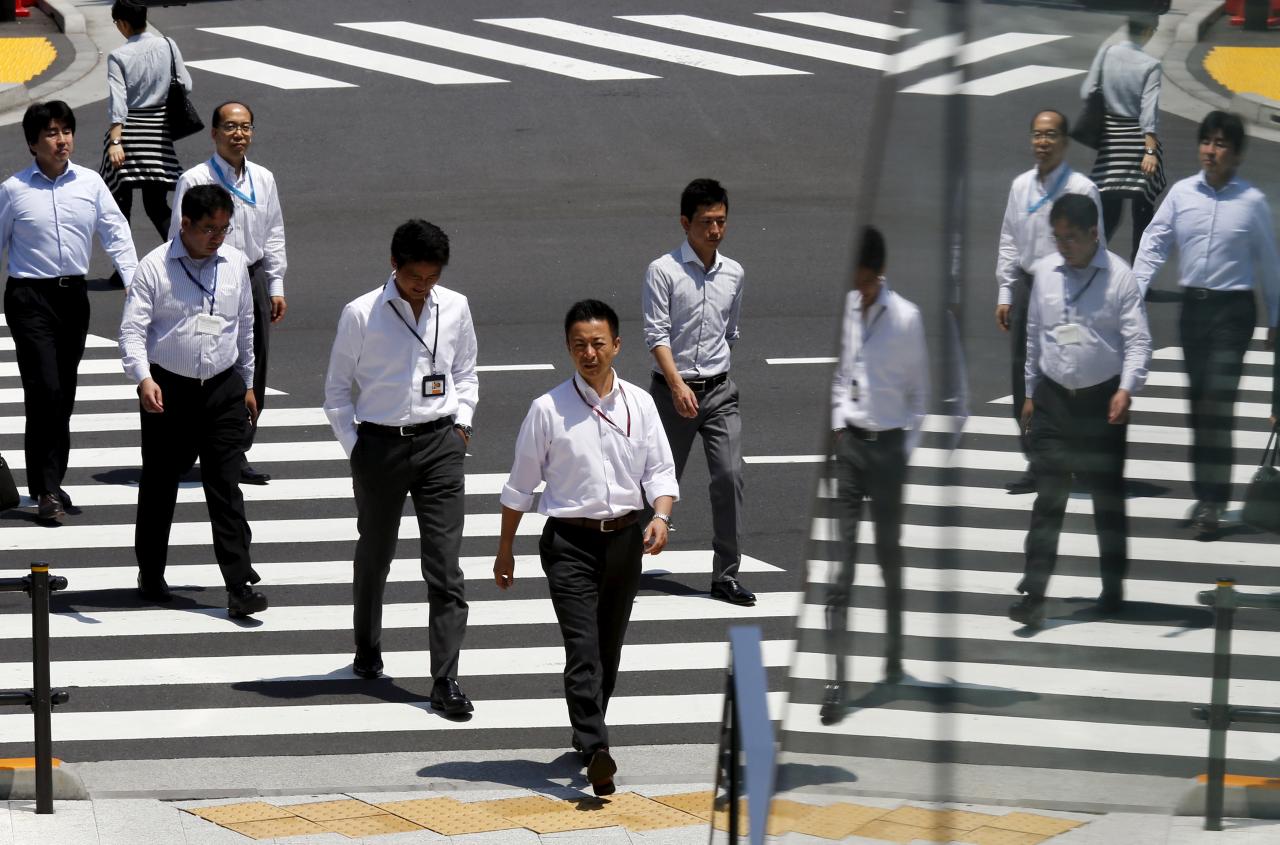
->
[1241,425,1280,534]
[164,38,203,140]
[0,454,20,512]
[1070,46,1109,149]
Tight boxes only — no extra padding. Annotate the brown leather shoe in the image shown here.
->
[587,748,617,796]
[36,493,64,526]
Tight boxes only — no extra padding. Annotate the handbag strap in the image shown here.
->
[1262,423,1278,468]
[1093,44,1110,93]
[166,37,179,84]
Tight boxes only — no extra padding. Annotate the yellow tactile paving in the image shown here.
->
[853,818,939,843]
[1204,47,1280,101]
[377,796,520,835]
[575,792,705,831]
[987,811,1084,836]
[284,798,386,821]
[958,826,1050,845]
[788,802,889,839]
[0,37,56,84]
[185,802,296,824]
[222,817,326,839]
[880,805,1000,831]
[321,813,425,837]
[651,790,716,819]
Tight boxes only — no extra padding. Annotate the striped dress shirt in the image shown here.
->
[642,240,744,378]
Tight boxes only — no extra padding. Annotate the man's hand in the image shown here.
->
[643,517,669,555]
[1020,398,1034,431]
[493,548,515,590]
[107,144,125,170]
[1108,389,1131,425]
[270,296,287,324]
[138,378,163,413]
[1266,326,1276,352]
[671,380,699,418]
[995,304,1011,331]
[454,427,470,448]
[245,388,259,423]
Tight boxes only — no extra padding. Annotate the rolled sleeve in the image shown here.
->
[500,404,549,512]
[1139,63,1161,136]
[641,262,673,351]
[639,404,680,503]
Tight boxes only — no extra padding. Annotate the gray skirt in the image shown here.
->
[1089,113,1167,204]
[99,105,181,193]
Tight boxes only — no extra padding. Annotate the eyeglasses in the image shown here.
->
[219,123,255,134]
[1031,131,1063,141]
[196,224,234,236]
[1052,232,1090,246]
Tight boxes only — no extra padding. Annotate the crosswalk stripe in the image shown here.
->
[199,26,508,85]
[901,65,1085,96]
[921,413,1273,450]
[0,439,338,470]
[479,17,808,76]
[0,335,114,352]
[890,33,1069,76]
[989,393,1272,418]
[617,14,893,71]
[185,57,356,89]
[0,361,551,380]
[0,384,285,405]
[1145,371,1269,391]
[754,12,916,42]
[1156,347,1273,365]
[339,21,657,80]
[766,357,837,365]
[0,406,329,435]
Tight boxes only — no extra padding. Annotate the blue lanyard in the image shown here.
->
[209,157,256,206]
[178,257,217,315]
[1027,166,1071,215]
[854,300,886,364]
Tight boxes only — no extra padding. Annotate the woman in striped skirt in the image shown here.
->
[99,1,191,250]
[1082,15,1166,263]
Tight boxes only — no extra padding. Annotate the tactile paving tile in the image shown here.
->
[851,819,933,843]
[223,817,327,839]
[487,795,567,817]
[651,790,715,820]
[958,826,1049,845]
[986,812,1084,836]
[881,805,1000,831]
[322,813,425,838]
[590,793,706,832]
[186,801,297,824]
[377,797,521,835]
[285,798,385,821]
[503,808,622,835]
[789,803,889,840]
[761,798,821,835]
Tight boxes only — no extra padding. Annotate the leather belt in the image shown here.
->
[1183,286,1251,301]
[358,417,454,437]
[551,512,640,533]
[7,275,85,288]
[653,371,728,392]
[844,425,901,442]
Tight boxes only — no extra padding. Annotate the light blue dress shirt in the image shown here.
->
[107,31,192,125]
[0,162,137,284]
[642,240,744,378]
[1132,171,1280,325]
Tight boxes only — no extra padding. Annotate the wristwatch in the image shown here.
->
[1144,148,1156,156]
[454,423,473,439]
[650,512,672,527]
[109,139,123,146]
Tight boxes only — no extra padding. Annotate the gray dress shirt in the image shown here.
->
[642,240,744,378]
[107,32,193,125]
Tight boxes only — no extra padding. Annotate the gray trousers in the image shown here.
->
[350,421,468,681]
[650,373,744,582]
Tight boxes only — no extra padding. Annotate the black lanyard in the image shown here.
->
[387,299,439,369]
[574,376,631,438]
[178,257,216,315]
[1065,268,1101,309]
[855,301,886,364]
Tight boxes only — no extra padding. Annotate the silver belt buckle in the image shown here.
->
[865,430,878,441]
[1193,288,1209,300]
[398,425,413,436]
[599,517,618,532]
[56,276,73,287]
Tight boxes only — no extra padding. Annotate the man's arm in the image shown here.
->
[1251,194,1280,329]
[996,184,1022,319]
[262,174,288,311]
[323,304,362,457]
[0,183,15,265]
[93,176,138,286]
[903,307,931,455]
[642,263,698,417]
[119,259,162,410]
[168,173,190,242]
[831,291,855,430]
[724,270,743,348]
[1113,265,1152,424]
[451,298,480,433]
[234,259,255,393]
[1086,180,1107,244]
[492,506,525,590]
[1022,265,1045,426]
[494,405,549,588]
[1132,189,1177,296]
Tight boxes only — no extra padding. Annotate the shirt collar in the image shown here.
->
[127,32,155,44]
[380,274,438,311]
[27,161,74,186]
[1195,169,1242,195]
[573,370,621,403]
[1055,245,1109,275]
[167,235,226,265]
[1036,161,1069,189]
[855,277,892,311]
[212,153,250,183]
[679,239,721,273]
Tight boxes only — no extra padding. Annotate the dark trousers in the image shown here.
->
[1019,377,1128,601]
[650,374,744,581]
[1009,271,1032,457]
[540,518,643,753]
[1180,289,1256,507]
[242,264,271,460]
[350,421,467,681]
[4,278,89,498]
[113,184,170,241]
[136,366,255,589]
[1101,192,1156,265]
[825,427,906,685]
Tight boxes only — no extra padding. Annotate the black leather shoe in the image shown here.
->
[884,659,905,685]
[1191,502,1220,534]
[1008,594,1046,629]
[819,683,845,725]
[240,465,271,485]
[36,493,64,526]
[710,579,756,606]
[1004,472,1036,494]
[56,488,73,509]
[227,584,268,618]
[137,573,172,602]
[587,748,617,797]
[430,678,474,715]
[353,651,384,679]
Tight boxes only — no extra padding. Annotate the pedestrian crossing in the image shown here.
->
[779,335,1280,780]
[183,11,1089,98]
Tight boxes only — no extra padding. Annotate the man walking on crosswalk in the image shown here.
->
[323,219,478,716]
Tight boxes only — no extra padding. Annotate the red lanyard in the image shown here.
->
[573,377,631,437]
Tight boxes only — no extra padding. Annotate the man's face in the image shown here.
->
[1199,129,1240,184]
[567,318,620,384]
[30,119,74,173]
[391,259,443,308]
[1051,218,1098,269]
[681,202,727,255]
[181,209,232,260]
[1030,112,1067,172]
[212,104,254,162]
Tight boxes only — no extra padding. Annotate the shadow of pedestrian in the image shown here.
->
[416,754,587,793]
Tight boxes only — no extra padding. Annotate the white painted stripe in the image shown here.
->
[1156,347,1273,366]
[0,406,330,435]
[0,592,802,640]
[476,363,554,372]
[617,15,892,71]
[479,18,807,77]
[887,33,962,75]
[1144,371,1269,392]
[754,12,916,41]
[0,640,795,689]
[199,26,506,85]
[902,65,1085,96]
[765,357,837,365]
[888,33,1068,76]
[339,21,656,80]
[0,335,114,352]
[0,358,122,378]
[0,551,781,592]
[185,58,356,89]
[0,691,788,744]
[744,454,826,464]
[989,394,1271,418]
[1253,327,1269,340]
[0,384,284,404]
[0,439,338,470]
[920,413,1275,451]
[899,70,961,95]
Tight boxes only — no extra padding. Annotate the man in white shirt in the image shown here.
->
[494,299,678,797]
[821,226,929,725]
[1010,194,1151,630]
[996,110,1104,494]
[171,101,287,485]
[323,220,478,716]
[119,184,267,619]
[641,178,752,606]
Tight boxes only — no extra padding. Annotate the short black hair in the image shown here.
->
[390,220,450,268]
[181,184,234,222]
[564,299,619,341]
[1049,193,1099,231]
[211,101,254,128]
[1198,110,1246,156]
[1128,14,1157,40]
[22,100,75,149]
[1030,108,1070,136]
[111,0,147,30]
[680,178,729,221]
[857,225,887,274]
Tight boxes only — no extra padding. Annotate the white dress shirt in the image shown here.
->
[324,277,478,457]
[996,163,1104,305]
[1132,172,1280,324]
[169,156,287,297]
[500,372,679,519]
[642,240,744,377]
[119,239,254,388]
[1025,247,1151,398]
[1081,40,1162,135]
[107,32,192,124]
[0,162,137,284]
[830,281,930,453]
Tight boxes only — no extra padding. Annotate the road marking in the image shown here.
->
[479,18,808,76]
[0,406,329,435]
[199,26,507,85]
[0,439,339,469]
[989,394,1272,418]
[0,335,113,352]
[0,384,285,405]
[339,21,657,81]
[754,12,916,42]
[617,15,893,71]
[901,65,1084,96]
[1156,347,1273,365]
[475,363,554,372]
[921,412,1274,450]
[765,357,837,365]
[185,58,356,89]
